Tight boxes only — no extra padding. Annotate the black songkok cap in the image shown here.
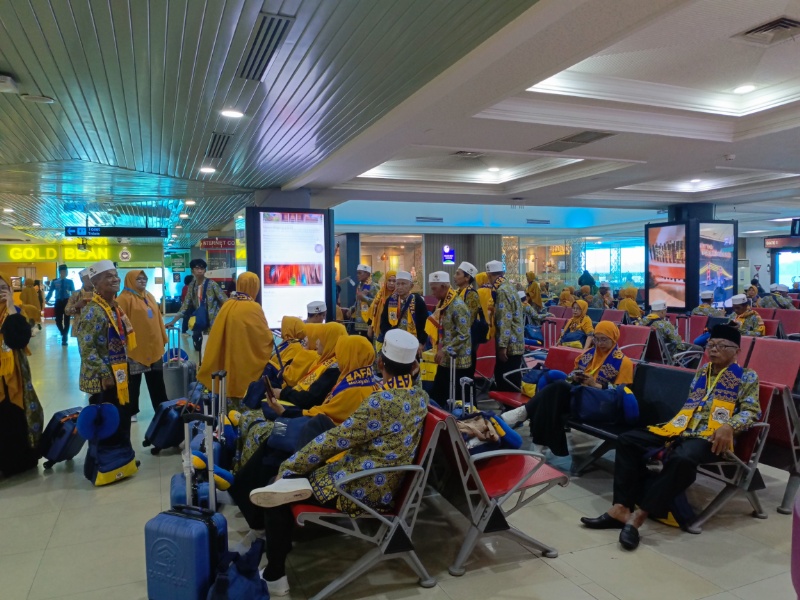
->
[709,324,741,347]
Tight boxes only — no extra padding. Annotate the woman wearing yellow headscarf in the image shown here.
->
[116,271,169,417]
[265,316,307,387]
[276,322,347,409]
[20,279,42,328]
[617,288,642,320]
[558,289,575,308]
[475,272,496,340]
[281,322,323,387]
[557,299,594,348]
[198,272,273,408]
[525,272,543,311]
[0,272,44,477]
[367,270,396,342]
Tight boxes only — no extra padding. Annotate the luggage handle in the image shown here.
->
[181,413,217,511]
[164,326,184,367]
[212,370,227,442]
[182,413,215,425]
[171,503,215,518]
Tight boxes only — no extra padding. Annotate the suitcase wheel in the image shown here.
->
[43,460,54,470]
[150,447,161,456]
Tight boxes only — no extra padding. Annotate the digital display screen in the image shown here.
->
[646,224,686,308]
[699,222,735,306]
[258,211,327,326]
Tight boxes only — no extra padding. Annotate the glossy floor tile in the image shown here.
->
[0,322,795,600]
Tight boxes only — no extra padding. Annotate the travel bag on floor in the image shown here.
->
[189,370,231,470]
[171,412,218,509]
[84,440,138,486]
[164,326,197,400]
[146,413,228,600]
[39,407,87,469]
[143,399,199,454]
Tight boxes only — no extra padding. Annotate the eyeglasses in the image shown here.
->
[594,336,613,344]
[706,342,739,351]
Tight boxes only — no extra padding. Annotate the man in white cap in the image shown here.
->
[378,270,429,352]
[65,268,95,339]
[306,300,327,323]
[349,264,376,336]
[637,300,689,357]
[454,261,486,376]
[731,294,765,336]
[591,281,614,310]
[692,290,725,317]
[776,284,797,309]
[485,260,524,391]
[426,271,471,405]
[77,260,138,484]
[758,283,795,310]
[249,329,429,596]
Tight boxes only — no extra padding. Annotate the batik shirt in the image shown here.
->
[638,315,686,355]
[493,279,525,356]
[758,293,795,310]
[692,304,725,317]
[77,301,125,394]
[591,293,612,310]
[439,295,472,369]
[457,286,481,326]
[735,310,765,337]
[279,377,428,517]
[679,365,760,437]
[352,280,376,331]
[175,278,228,332]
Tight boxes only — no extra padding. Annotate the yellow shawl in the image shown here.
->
[293,322,347,392]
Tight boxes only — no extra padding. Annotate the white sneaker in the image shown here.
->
[131,415,138,422]
[234,528,265,553]
[250,478,313,508]
[501,406,528,426]
[259,569,290,596]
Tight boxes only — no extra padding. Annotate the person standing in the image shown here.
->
[180,274,194,335]
[166,258,227,354]
[65,269,94,340]
[366,271,397,344]
[20,279,43,332]
[349,264,376,336]
[378,270,429,354]
[486,260,524,391]
[116,271,169,420]
[77,260,138,482]
[525,272,543,311]
[454,262,483,376]
[426,271,471,405]
[45,264,76,345]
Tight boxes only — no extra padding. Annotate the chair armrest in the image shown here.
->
[469,449,560,502]
[332,465,424,527]
[501,368,531,393]
[618,343,646,351]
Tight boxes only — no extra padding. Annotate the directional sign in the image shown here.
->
[64,227,168,238]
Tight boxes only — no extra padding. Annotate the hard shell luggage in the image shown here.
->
[143,399,198,454]
[171,410,219,509]
[189,370,230,470]
[164,326,197,400]
[39,407,86,469]
[146,413,228,600]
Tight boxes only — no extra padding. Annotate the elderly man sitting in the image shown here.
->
[580,324,760,550]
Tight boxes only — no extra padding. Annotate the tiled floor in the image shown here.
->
[1,322,795,600]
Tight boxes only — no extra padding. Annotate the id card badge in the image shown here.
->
[147,308,153,318]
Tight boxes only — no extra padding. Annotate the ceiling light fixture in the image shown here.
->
[184,200,196,206]
[175,225,183,229]
[487,167,500,172]
[199,166,216,174]
[733,84,756,94]
[3,208,13,213]
[32,222,41,227]
[21,94,56,104]
[171,234,178,238]
[690,179,702,183]
[769,217,800,222]
[179,213,189,219]
[236,214,244,220]
[742,230,769,234]
[220,109,244,118]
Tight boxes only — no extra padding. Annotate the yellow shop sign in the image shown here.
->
[63,247,111,261]
[7,246,58,261]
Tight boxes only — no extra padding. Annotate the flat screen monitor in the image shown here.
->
[698,222,735,306]
[248,209,331,327]
[645,223,686,309]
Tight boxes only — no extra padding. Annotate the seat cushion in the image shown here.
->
[489,391,529,408]
[476,454,566,498]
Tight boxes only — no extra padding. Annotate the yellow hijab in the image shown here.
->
[617,288,642,319]
[579,321,634,385]
[269,316,307,380]
[566,299,590,330]
[526,272,543,310]
[20,279,40,309]
[304,335,378,424]
[116,270,168,366]
[370,270,396,336]
[197,272,273,397]
[558,290,575,307]
[0,272,26,408]
[293,322,348,392]
[281,315,306,341]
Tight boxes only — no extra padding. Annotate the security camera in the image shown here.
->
[724,154,736,161]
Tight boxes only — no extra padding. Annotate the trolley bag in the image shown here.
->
[171,413,216,509]
[143,399,199,454]
[164,326,197,400]
[451,372,476,418]
[146,415,228,600]
[39,407,86,469]
[190,371,230,469]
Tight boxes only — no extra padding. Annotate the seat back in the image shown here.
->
[775,309,800,336]
[735,384,775,461]
[587,308,604,324]
[665,313,678,327]
[423,295,437,313]
[601,309,625,324]
[794,299,800,309]
[706,316,732,331]
[746,338,800,391]
[474,342,496,388]
[688,315,708,342]
[548,306,568,318]
[630,363,696,426]
[763,319,781,337]
[754,307,775,321]
[543,318,567,348]
[618,325,651,361]
[543,346,582,373]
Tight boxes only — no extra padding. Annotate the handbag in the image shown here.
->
[524,324,544,346]
[266,416,313,454]
[207,539,270,600]
[192,279,211,332]
[569,385,639,426]
[559,330,586,348]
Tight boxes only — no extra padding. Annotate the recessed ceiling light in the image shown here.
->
[220,109,244,118]
[690,179,702,183]
[3,208,13,213]
[32,222,41,227]
[733,84,756,95]
[487,167,500,172]
[742,230,769,234]
[175,225,183,229]
[171,234,178,238]
[179,213,189,219]
[184,200,196,206]
[199,166,216,174]
[236,214,244,220]
[21,94,56,104]
[584,236,601,240]
[769,217,800,222]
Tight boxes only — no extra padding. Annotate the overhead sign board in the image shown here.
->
[442,245,455,265]
[200,238,236,250]
[64,226,168,238]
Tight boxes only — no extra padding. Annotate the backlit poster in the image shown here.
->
[646,224,686,308]
[698,223,735,306]
[258,211,327,325]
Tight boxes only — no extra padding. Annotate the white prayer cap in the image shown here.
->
[731,294,748,305]
[769,283,779,291]
[79,268,90,278]
[485,260,504,273]
[518,290,527,299]
[777,284,790,292]
[428,271,450,284]
[307,301,326,314]
[600,281,611,288]
[88,260,115,279]
[700,290,713,299]
[382,329,418,364]
[356,264,372,274]
[651,300,667,311]
[395,271,412,282]
[457,262,477,277]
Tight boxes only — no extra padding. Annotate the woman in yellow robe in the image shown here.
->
[557,299,594,348]
[525,272,543,311]
[617,288,642,320]
[20,279,42,326]
[475,272,496,340]
[558,289,575,308]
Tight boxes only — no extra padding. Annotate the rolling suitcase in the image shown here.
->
[171,410,218,509]
[190,370,230,469]
[164,326,197,400]
[143,399,199,454]
[146,413,228,600]
[39,407,87,469]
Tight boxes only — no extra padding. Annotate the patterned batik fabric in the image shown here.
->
[77,302,124,394]
[233,409,276,474]
[493,279,524,356]
[575,346,624,386]
[439,296,472,369]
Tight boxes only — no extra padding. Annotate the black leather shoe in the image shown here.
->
[619,524,640,550]
[580,513,625,530]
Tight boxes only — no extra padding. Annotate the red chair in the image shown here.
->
[794,300,800,309]
[754,307,776,321]
[430,408,569,575]
[665,313,678,327]
[775,309,800,340]
[290,411,445,599]
[548,306,568,319]
[763,319,781,337]
[543,317,566,349]
[688,315,709,343]
[600,309,625,325]
[617,324,651,362]
[423,295,437,312]
[474,342,496,391]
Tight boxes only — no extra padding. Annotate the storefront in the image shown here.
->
[765,236,800,289]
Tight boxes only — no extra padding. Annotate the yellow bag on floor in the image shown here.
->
[420,349,437,383]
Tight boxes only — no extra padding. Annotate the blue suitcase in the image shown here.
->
[143,399,198,454]
[146,413,228,600]
[39,407,86,469]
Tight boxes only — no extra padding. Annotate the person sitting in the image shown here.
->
[745,285,759,307]
[591,282,613,309]
[758,283,795,310]
[751,278,766,296]
[637,300,688,357]
[579,285,592,303]
[776,284,797,309]
[557,288,575,308]
[617,287,642,321]
[692,290,725,316]
[264,316,307,388]
[731,294,765,337]
[557,300,594,349]
[502,321,634,457]
[248,329,429,596]
[580,325,760,550]
[525,271,543,311]
[305,301,327,323]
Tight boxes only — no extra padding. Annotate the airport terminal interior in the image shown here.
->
[1,1,800,599]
